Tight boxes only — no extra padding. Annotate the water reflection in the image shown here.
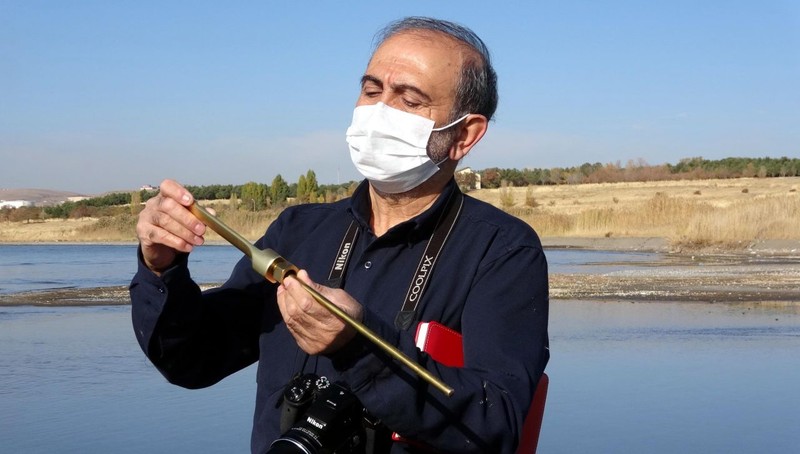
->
[1,301,798,452]
[542,300,800,453]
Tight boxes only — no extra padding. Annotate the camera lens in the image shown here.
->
[268,438,317,454]
[268,384,365,454]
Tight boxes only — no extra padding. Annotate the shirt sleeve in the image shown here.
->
[129,245,271,389]
[332,243,550,453]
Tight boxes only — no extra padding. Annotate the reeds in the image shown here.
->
[509,191,800,249]
[680,194,800,247]
[203,206,281,242]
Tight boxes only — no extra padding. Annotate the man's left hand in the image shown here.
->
[276,270,363,355]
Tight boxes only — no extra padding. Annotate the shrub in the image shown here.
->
[524,187,540,208]
[499,180,515,209]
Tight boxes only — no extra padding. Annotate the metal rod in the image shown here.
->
[295,280,454,397]
[189,202,455,397]
[189,204,296,284]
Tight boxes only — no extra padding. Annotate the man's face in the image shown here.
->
[357,31,464,161]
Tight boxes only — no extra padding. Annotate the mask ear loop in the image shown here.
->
[431,113,470,132]
[430,113,470,167]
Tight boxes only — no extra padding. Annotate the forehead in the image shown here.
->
[367,30,468,98]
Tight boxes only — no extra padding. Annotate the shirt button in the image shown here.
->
[364,261,372,269]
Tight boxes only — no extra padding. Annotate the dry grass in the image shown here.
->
[2,177,799,250]
[0,218,102,242]
[201,206,281,241]
[74,204,282,243]
[472,176,800,249]
[0,205,281,244]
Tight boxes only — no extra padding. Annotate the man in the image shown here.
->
[131,16,549,453]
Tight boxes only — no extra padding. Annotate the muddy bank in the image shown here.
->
[0,283,216,307]
[551,253,800,310]
[541,236,800,255]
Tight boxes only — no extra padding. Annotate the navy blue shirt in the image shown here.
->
[130,179,549,453]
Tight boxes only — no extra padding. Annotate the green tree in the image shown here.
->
[304,170,319,202]
[270,174,290,205]
[240,181,268,211]
[45,202,72,219]
[297,174,308,203]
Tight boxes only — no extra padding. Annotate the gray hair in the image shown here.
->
[373,17,499,122]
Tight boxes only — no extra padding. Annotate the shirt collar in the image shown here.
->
[348,178,461,239]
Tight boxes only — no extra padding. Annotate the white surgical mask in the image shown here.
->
[346,102,469,194]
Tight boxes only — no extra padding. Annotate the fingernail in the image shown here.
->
[182,193,192,204]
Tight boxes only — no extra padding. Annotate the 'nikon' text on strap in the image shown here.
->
[327,190,464,330]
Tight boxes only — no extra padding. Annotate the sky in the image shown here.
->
[2,1,799,195]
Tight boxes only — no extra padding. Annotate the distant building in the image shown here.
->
[140,185,157,191]
[0,200,34,209]
[66,196,90,203]
[455,167,481,191]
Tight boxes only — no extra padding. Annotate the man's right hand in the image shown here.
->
[136,179,207,274]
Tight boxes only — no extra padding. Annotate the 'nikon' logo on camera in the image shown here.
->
[306,416,325,430]
[408,255,434,302]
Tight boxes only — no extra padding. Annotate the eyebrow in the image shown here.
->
[360,75,432,103]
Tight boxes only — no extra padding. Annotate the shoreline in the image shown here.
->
[2,249,798,308]
[3,281,798,308]
[2,237,798,308]
[3,236,800,253]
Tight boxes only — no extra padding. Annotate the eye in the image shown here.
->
[360,79,382,99]
[362,88,381,98]
[402,98,422,109]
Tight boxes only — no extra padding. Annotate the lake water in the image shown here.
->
[1,245,798,452]
[0,244,245,295]
[0,243,668,295]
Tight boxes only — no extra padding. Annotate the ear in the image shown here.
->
[449,114,488,161]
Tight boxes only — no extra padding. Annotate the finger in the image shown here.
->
[137,202,203,252]
[286,270,325,303]
[153,193,207,238]
[286,270,363,324]
[142,222,202,253]
[276,277,354,355]
[158,179,194,207]
[281,274,318,315]
[276,286,318,345]
[295,269,313,285]
[278,274,338,329]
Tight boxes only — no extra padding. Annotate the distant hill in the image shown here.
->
[0,188,87,206]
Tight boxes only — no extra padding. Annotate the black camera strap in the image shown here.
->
[325,219,360,289]
[327,189,464,331]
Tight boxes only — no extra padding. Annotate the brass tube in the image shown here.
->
[189,204,293,283]
[189,202,455,397]
[294,280,455,397]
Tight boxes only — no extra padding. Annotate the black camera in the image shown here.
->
[267,374,367,454]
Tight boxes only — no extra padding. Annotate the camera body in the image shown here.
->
[268,374,368,454]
